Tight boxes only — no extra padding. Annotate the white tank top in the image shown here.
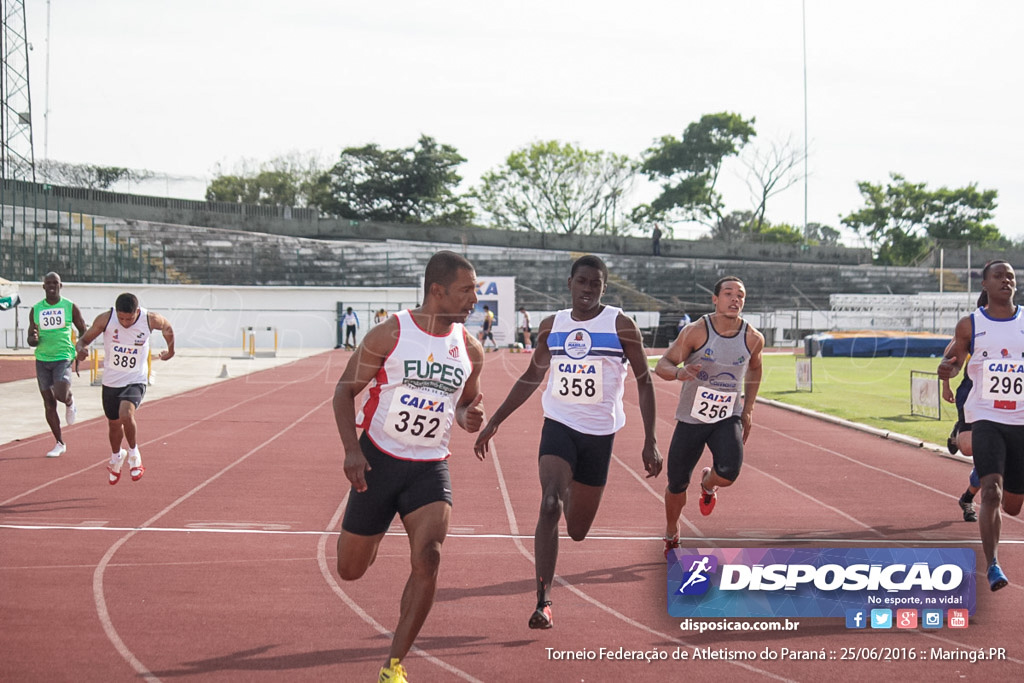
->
[103,308,151,387]
[358,310,473,461]
[965,306,1024,425]
[541,306,628,435]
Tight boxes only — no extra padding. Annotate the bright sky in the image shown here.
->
[24,0,1024,243]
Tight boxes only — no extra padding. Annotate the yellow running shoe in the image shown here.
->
[379,658,408,682]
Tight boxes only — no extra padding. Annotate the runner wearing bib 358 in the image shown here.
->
[656,276,764,554]
[474,254,662,631]
[938,260,1024,592]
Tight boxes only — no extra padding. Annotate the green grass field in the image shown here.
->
[650,353,957,448]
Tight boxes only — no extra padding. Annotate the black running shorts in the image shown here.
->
[101,383,147,420]
[341,432,453,536]
[970,420,1024,495]
[666,417,743,495]
[537,418,615,487]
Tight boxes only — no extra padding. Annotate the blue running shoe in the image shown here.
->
[988,562,1008,592]
[970,468,980,489]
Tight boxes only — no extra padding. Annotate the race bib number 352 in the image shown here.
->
[383,389,447,446]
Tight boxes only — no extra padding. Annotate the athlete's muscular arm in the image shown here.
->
[457,333,486,438]
[654,318,707,382]
[617,313,662,478]
[75,310,112,361]
[148,311,175,361]
[938,316,972,381]
[472,315,555,459]
[740,326,766,444]
[333,317,398,492]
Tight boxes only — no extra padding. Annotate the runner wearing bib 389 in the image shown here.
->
[656,276,764,553]
[76,293,175,486]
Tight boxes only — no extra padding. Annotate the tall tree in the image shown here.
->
[842,173,1001,265]
[206,152,326,207]
[641,112,756,229]
[313,135,472,225]
[472,140,637,235]
[740,137,805,233]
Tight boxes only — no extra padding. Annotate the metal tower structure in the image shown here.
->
[0,0,35,182]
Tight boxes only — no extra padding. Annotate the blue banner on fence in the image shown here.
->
[667,547,976,618]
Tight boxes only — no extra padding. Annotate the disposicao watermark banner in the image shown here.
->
[667,547,976,618]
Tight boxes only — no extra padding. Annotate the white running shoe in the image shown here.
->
[108,449,128,485]
[65,400,77,425]
[128,449,145,482]
[46,442,66,458]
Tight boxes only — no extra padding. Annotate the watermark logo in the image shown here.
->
[870,609,892,629]
[922,609,943,629]
[676,555,718,596]
[667,548,976,619]
[896,609,917,629]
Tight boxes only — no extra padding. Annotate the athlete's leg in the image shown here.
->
[40,387,62,443]
[119,400,139,450]
[564,481,605,541]
[535,454,573,604]
[977,473,1004,566]
[387,500,450,666]
[337,529,385,580]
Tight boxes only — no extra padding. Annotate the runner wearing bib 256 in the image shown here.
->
[656,276,764,554]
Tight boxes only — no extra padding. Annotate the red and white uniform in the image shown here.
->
[357,310,473,461]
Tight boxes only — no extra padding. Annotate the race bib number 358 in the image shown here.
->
[552,363,602,404]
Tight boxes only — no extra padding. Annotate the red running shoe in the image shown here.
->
[528,601,553,629]
[698,466,718,516]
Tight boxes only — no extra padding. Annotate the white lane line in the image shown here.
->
[92,392,330,682]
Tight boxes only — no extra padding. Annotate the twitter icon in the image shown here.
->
[870,609,892,629]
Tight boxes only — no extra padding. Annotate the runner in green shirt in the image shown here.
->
[27,272,87,458]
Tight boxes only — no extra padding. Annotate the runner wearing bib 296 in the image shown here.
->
[939,260,1024,592]
[655,276,764,553]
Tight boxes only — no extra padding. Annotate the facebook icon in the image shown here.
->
[845,609,867,629]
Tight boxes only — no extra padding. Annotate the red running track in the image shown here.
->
[1,349,1023,682]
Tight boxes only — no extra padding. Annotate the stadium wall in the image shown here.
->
[5,282,419,350]
[1,179,873,265]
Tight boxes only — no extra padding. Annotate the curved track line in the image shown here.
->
[314,497,483,682]
[487,438,794,681]
[92,396,329,680]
